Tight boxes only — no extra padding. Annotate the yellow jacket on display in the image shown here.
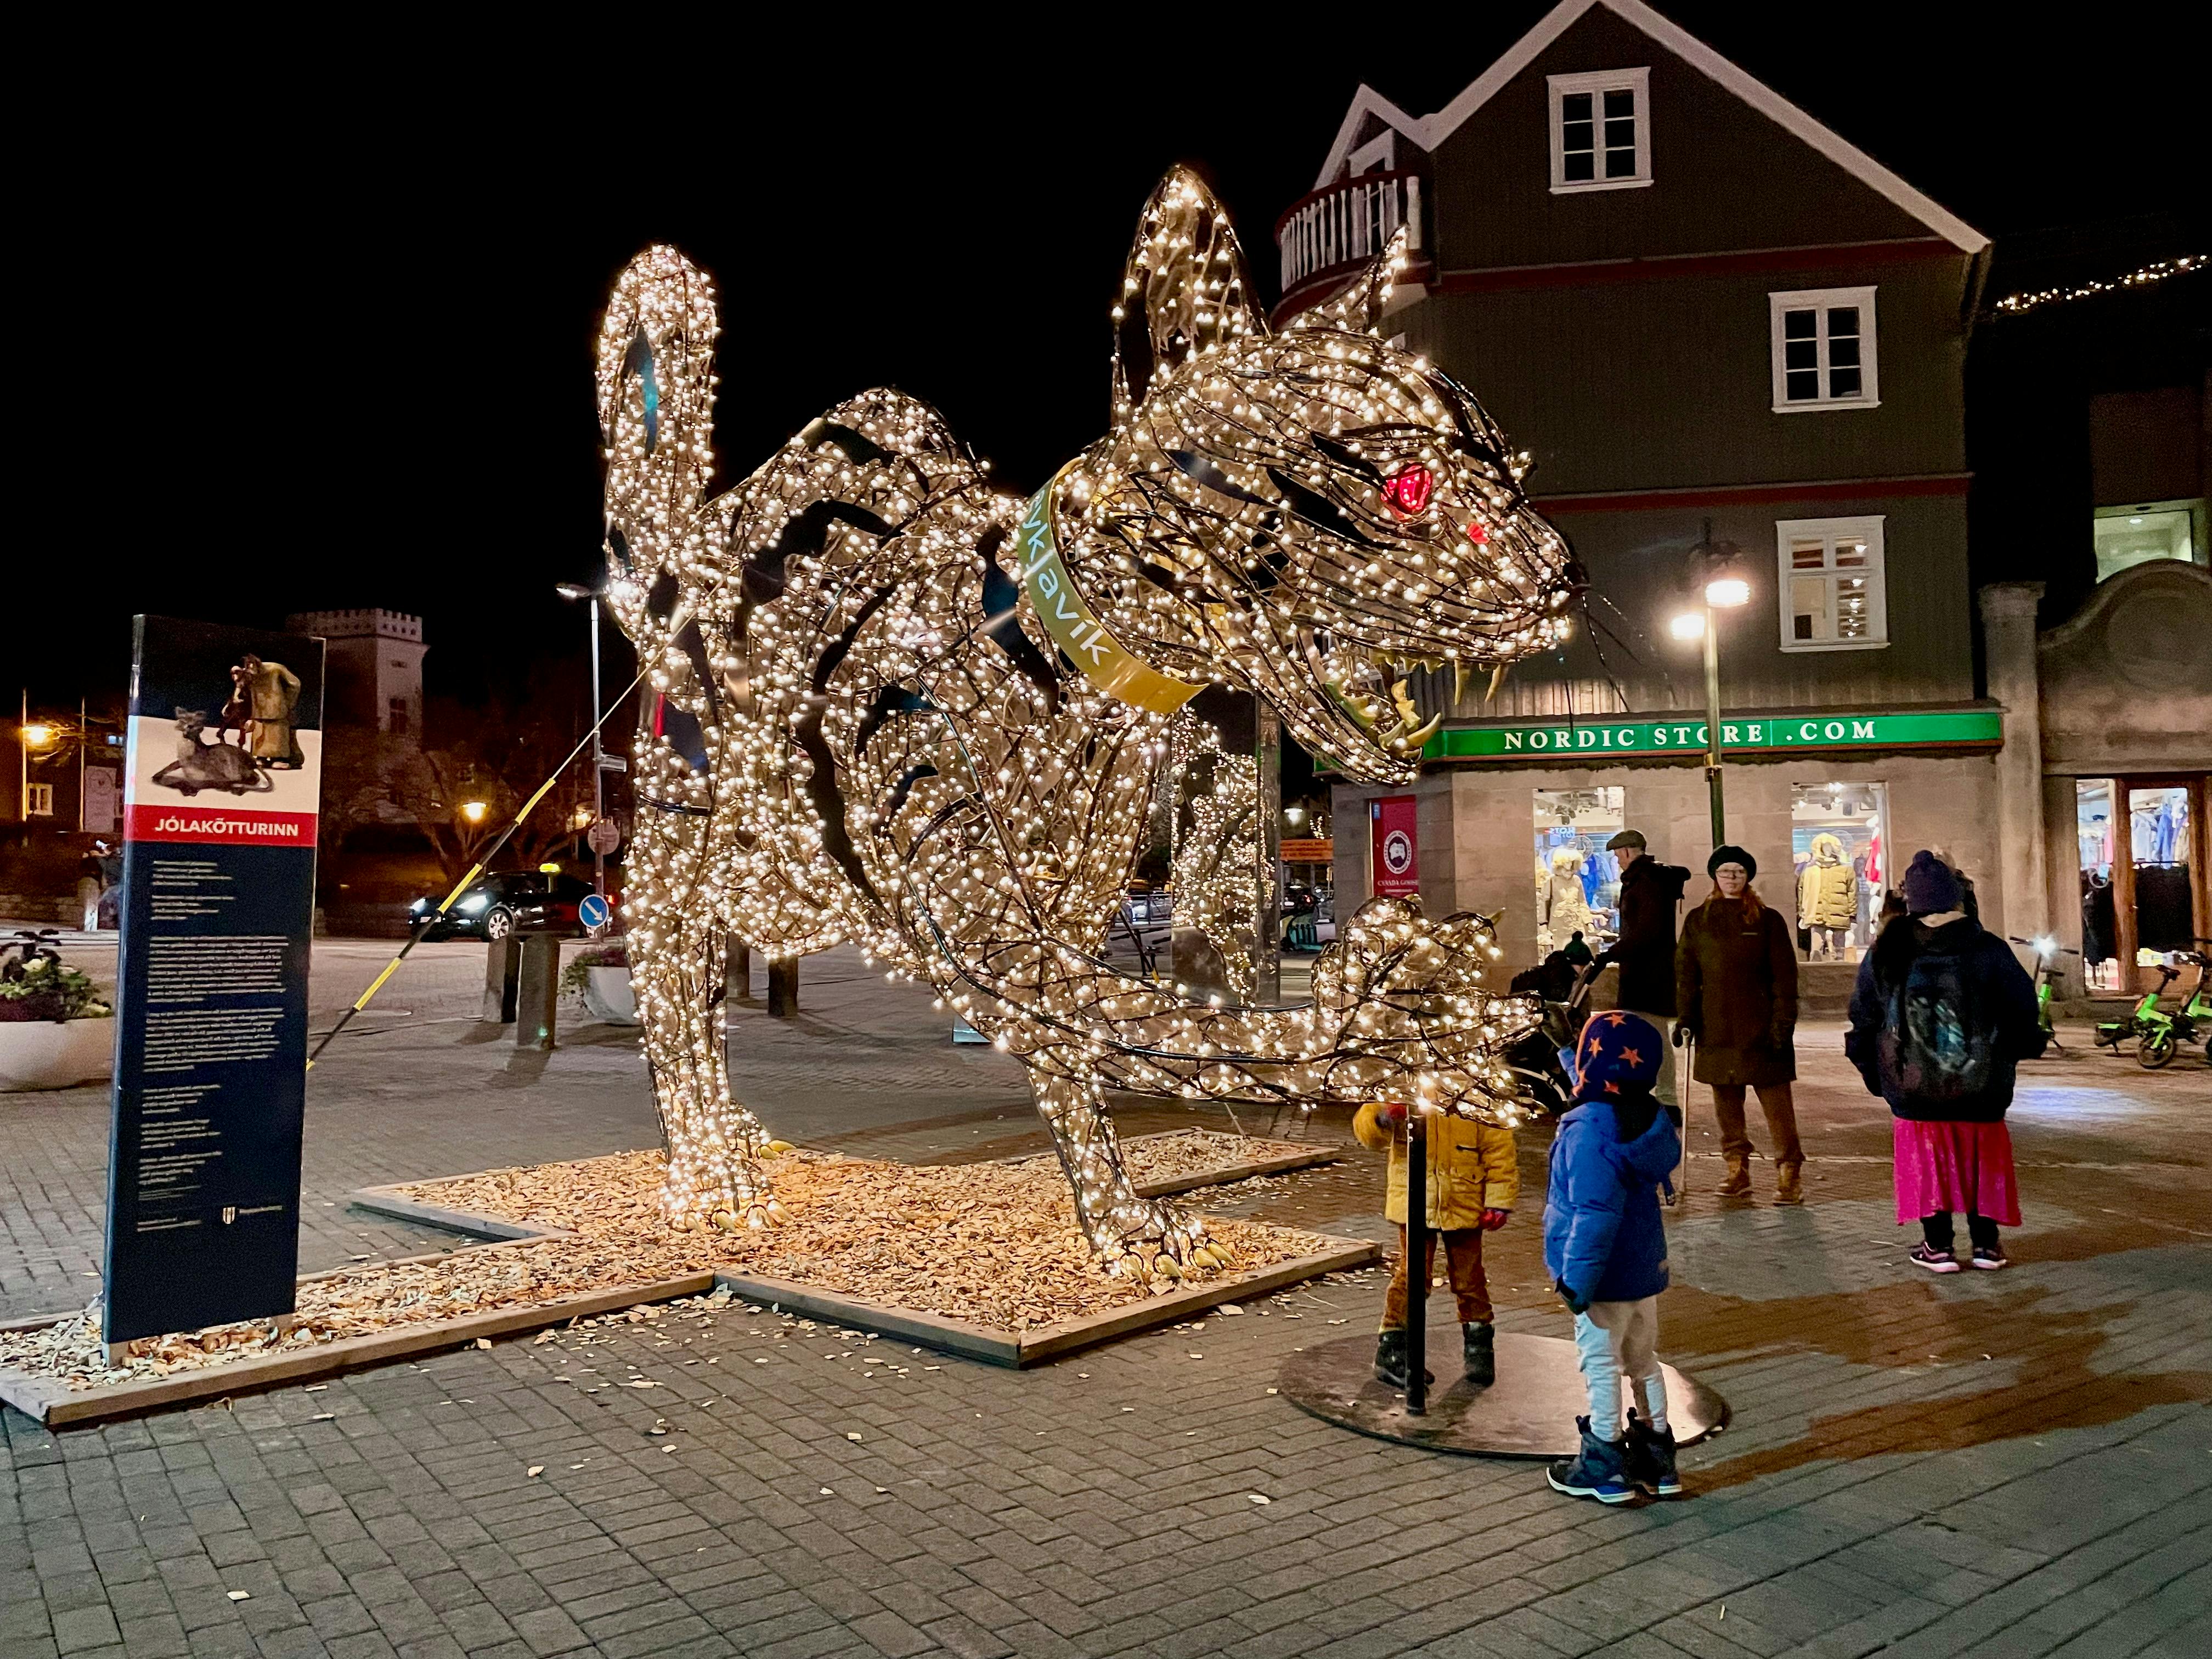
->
[1352,1103,1519,1228]
[1798,835,1858,930]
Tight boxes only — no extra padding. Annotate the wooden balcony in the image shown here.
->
[1273,171,1426,323]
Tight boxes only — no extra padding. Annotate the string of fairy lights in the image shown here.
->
[593,171,1577,1282]
[1990,254,2202,317]
[1165,712,1261,1003]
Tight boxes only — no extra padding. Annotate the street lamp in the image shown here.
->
[1673,521,1750,845]
[460,800,488,824]
[555,580,608,897]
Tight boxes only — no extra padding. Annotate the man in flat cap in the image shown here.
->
[1592,830,1690,1108]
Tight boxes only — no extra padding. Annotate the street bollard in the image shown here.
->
[727,938,754,1003]
[1404,1112,1428,1416]
[766,956,799,1019]
[482,937,520,1024]
[516,935,560,1051]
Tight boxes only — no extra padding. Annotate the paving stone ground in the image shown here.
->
[2,936,2207,1656]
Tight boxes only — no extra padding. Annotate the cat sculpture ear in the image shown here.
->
[1285,228,1408,338]
[1110,168,1269,418]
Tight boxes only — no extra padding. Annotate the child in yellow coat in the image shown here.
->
[1353,1101,1519,1388]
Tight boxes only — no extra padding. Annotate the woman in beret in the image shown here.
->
[1675,846,1804,1203]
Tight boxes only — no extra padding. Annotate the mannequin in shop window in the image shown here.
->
[1798,834,1859,960]
[1542,845,1595,954]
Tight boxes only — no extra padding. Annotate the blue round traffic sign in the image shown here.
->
[578,893,611,931]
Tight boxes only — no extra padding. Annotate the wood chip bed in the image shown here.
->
[0,1147,1343,1393]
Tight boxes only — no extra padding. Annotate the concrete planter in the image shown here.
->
[580,965,636,1025]
[0,1017,115,1091]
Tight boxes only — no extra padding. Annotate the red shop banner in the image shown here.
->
[1370,794,1419,898]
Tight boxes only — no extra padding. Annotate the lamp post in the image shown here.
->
[556,582,607,898]
[1672,522,1751,847]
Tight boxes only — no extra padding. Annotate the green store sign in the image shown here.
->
[1423,708,2002,762]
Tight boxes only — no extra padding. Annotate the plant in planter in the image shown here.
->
[562,938,635,1025]
[1,930,116,1091]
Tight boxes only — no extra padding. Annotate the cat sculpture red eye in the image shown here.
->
[1383,465,1433,517]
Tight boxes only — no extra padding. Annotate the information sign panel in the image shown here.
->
[102,617,325,1344]
[1370,795,1419,899]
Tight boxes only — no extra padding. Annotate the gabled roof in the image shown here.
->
[1313,0,1988,253]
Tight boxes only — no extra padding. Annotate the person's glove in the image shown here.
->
[1768,1024,1791,1052]
[1555,1279,1590,1316]
[1479,1207,1510,1232]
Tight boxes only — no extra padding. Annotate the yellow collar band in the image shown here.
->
[1015,474,1202,715]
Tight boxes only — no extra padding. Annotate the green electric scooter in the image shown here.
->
[2134,944,2210,1069]
[2094,943,2211,1068]
[2008,935,2080,1057]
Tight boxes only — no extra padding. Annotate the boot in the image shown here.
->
[1718,1153,1752,1198]
[1373,1330,1432,1389]
[1626,1409,1682,1497]
[1546,1416,1634,1504]
[1775,1162,1804,1205]
[1462,1322,1495,1387]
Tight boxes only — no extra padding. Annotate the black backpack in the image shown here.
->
[1878,935,1998,1102]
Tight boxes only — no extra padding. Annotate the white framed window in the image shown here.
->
[25,782,54,817]
[1548,70,1650,193]
[1777,516,1887,651]
[1769,287,1879,411]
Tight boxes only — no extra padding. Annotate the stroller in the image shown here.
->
[1504,950,1598,1114]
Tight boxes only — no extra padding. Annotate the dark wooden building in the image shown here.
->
[1286,0,2037,975]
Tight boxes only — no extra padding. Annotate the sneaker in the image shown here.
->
[1909,1244,1961,1274]
[1970,1245,2008,1270]
[1626,1409,1683,1497]
[1547,1417,1635,1505]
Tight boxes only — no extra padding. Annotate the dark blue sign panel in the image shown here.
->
[103,617,325,1344]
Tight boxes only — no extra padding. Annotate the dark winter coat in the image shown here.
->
[1846,915,2042,1122]
[1542,1093,1680,1304]
[1675,899,1799,1086]
[1601,856,1690,1016]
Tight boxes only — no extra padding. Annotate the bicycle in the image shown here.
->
[2132,943,2210,1070]
[2007,935,2080,1057]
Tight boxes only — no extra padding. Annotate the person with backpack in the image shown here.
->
[1847,850,2044,1272]
[1543,1012,1684,1504]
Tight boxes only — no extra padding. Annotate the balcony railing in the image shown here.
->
[1274,171,1424,302]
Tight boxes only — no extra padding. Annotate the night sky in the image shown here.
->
[25,4,2200,712]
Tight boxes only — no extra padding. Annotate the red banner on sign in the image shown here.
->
[126,805,320,847]
[1370,795,1418,898]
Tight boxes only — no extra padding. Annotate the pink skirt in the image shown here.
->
[1892,1119,2021,1226]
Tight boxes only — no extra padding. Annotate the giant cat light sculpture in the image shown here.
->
[597,171,1581,1283]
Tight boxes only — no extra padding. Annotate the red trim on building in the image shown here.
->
[126,805,319,847]
[1429,236,1956,296]
[1534,475,1971,515]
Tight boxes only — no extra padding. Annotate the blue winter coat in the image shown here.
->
[1542,1095,1680,1304]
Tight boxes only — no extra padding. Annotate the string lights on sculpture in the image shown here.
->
[1165,712,1261,1003]
[595,171,1581,1283]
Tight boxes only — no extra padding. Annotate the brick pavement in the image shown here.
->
[3,941,2208,1655]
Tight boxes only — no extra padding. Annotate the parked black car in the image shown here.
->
[409,872,592,941]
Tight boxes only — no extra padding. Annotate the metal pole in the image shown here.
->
[1701,603,1726,847]
[1403,1113,1428,1416]
[588,596,606,898]
[1252,696,1282,1005]
[78,696,87,833]
[18,688,25,822]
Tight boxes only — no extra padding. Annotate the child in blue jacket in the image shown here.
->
[1543,1011,1684,1503]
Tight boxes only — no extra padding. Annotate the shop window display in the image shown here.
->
[2077,778,2121,991]
[1791,781,1886,962]
[1534,788,1625,956]
[2129,785,2196,955]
